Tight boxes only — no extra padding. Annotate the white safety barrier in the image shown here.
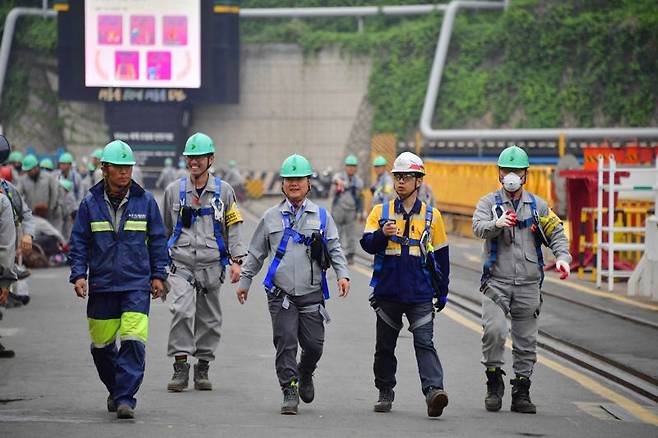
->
[628,216,658,301]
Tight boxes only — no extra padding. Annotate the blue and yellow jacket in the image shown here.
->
[360,198,450,303]
[68,181,168,293]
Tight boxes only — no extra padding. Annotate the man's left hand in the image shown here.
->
[555,260,570,280]
[337,278,350,297]
[229,263,241,284]
[151,279,165,299]
[20,234,32,253]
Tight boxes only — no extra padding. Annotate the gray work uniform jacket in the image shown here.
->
[18,171,59,221]
[0,194,17,288]
[0,179,36,237]
[331,171,364,213]
[238,198,350,296]
[472,189,571,285]
[372,172,394,206]
[162,175,246,269]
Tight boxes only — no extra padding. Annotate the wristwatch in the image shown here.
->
[231,256,244,266]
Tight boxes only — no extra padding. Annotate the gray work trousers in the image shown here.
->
[332,207,357,257]
[166,265,224,362]
[481,278,541,378]
[268,290,326,388]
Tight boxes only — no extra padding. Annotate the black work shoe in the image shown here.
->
[167,361,190,392]
[373,389,395,413]
[426,387,449,417]
[116,404,134,419]
[298,367,315,403]
[107,395,117,413]
[485,368,506,412]
[510,376,536,414]
[194,362,212,391]
[281,381,299,415]
[0,342,15,359]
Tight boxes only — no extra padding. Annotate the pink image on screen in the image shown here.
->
[115,51,139,81]
[163,16,188,46]
[130,16,155,45]
[146,52,172,81]
[98,15,122,45]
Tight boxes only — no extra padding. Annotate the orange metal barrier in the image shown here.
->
[423,161,554,216]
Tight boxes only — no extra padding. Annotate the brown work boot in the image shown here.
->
[426,387,449,417]
[167,361,190,392]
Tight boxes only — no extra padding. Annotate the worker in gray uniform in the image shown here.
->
[236,154,350,415]
[472,145,571,414]
[162,132,246,393]
[331,155,364,265]
[19,154,59,222]
[370,155,394,206]
[156,158,178,190]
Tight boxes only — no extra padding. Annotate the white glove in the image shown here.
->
[556,260,570,280]
[495,210,517,228]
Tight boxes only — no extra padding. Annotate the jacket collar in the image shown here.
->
[497,188,532,204]
[394,197,422,215]
[90,179,145,200]
[277,197,318,214]
[185,173,217,194]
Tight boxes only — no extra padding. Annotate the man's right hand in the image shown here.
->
[382,221,398,237]
[495,210,517,229]
[74,278,88,299]
[236,287,248,304]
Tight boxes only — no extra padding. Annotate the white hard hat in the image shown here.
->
[392,152,425,175]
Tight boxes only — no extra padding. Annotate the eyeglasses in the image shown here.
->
[393,173,417,182]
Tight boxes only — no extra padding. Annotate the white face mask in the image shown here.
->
[502,172,522,192]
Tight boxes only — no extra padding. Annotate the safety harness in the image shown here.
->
[0,179,19,225]
[482,192,545,285]
[370,200,433,288]
[263,207,331,300]
[166,177,230,267]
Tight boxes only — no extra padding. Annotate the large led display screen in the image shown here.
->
[84,0,201,88]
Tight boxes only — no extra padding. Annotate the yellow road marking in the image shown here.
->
[353,263,658,426]
[462,254,658,312]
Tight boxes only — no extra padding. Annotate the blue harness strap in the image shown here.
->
[482,193,544,284]
[166,177,230,267]
[370,201,432,289]
[263,207,331,299]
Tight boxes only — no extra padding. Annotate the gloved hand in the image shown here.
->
[433,295,447,312]
[555,260,570,280]
[495,210,517,228]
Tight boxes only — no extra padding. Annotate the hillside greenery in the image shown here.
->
[2,1,657,138]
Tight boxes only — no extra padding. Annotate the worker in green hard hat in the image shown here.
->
[162,132,246,394]
[69,139,168,419]
[19,154,59,221]
[39,158,54,172]
[331,154,364,264]
[473,145,571,415]
[7,150,23,181]
[90,148,104,184]
[156,157,177,190]
[370,155,394,206]
[57,151,84,203]
[236,153,350,415]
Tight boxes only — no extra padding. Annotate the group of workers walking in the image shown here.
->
[1,132,571,421]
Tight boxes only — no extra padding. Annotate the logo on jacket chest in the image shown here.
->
[128,213,147,220]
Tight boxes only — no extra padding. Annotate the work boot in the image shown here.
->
[194,361,212,391]
[298,367,315,403]
[107,395,117,413]
[426,387,449,417]
[281,380,299,415]
[167,361,190,392]
[0,342,15,358]
[485,368,506,412]
[373,389,395,413]
[510,376,536,414]
[116,404,134,419]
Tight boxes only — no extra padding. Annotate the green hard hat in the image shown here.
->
[280,154,313,178]
[8,150,23,163]
[39,158,54,170]
[101,140,136,165]
[184,132,215,156]
[87,161,96,172]
[497,145,529,169]
[164,157,173,166]
[373,155,387,167]
[59,178,73,192]
[22,154,39,171]
[345,155,358,166]
[92,148,103,160]
[58,152,74,164]
[228,159,236,168]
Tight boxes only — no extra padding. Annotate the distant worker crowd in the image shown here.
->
[0,133,570,421]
